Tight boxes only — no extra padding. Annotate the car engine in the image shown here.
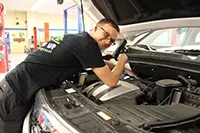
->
[77,69,200,132]
[30,62,200,133]
[81,71,200,107]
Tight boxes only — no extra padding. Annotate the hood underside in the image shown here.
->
[91,0,200,25]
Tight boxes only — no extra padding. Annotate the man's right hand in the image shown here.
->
[117,54,128,64]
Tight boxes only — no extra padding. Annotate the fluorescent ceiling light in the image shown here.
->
[32,0,48,11]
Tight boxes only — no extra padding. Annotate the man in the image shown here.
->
[0,18,130,133]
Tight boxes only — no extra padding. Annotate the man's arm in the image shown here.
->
[92,54,127,88]
[104,58,138,78]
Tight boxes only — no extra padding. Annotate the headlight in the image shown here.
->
[30,89,80,133]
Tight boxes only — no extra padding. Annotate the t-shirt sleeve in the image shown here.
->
[65,36,105,69]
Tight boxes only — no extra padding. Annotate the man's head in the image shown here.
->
[90,18,119,49]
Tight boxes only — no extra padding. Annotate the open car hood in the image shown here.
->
[74,0,200,36]
[82,0,200,25]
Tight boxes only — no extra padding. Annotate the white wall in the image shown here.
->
[4,11,28,53]
[4,10,95,53]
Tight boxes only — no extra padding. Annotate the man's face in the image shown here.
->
[95,24,118,49]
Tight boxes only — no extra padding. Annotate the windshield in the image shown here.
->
[103,27,200,62]
[140,28,187,47]
[135,28,200,50]
[130,27,200,61]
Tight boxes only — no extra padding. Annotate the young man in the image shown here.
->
[0,18,129,133]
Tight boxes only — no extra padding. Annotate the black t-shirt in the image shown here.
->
[5,32,105,104]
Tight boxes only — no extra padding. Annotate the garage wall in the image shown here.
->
[4,11,28,53]
[4,10,95,53]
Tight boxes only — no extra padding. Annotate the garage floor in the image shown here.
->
[0,53,28,80]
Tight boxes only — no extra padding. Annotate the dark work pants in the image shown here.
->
[0,78,30,133]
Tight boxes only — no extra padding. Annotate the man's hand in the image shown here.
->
[117,54,128,64]
[124,68,139,79]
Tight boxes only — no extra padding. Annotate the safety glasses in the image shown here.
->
[100,27,116,44]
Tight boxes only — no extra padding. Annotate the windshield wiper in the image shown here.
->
[134,43,156,51]
[174,49,200,56]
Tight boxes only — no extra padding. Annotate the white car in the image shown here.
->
[24,0,200,133]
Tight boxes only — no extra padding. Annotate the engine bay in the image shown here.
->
[80,67,200,108]
[31,58,200,133]
[77,68,200,132]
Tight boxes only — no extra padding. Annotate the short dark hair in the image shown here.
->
[97,18,120,32]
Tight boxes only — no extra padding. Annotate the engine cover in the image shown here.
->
[82,81,140,102]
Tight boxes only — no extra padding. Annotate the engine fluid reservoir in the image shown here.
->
[155,79,182,103]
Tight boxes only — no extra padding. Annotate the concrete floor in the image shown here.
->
[0,53,28,80]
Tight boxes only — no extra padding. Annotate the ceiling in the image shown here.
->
[1,0,78,14]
